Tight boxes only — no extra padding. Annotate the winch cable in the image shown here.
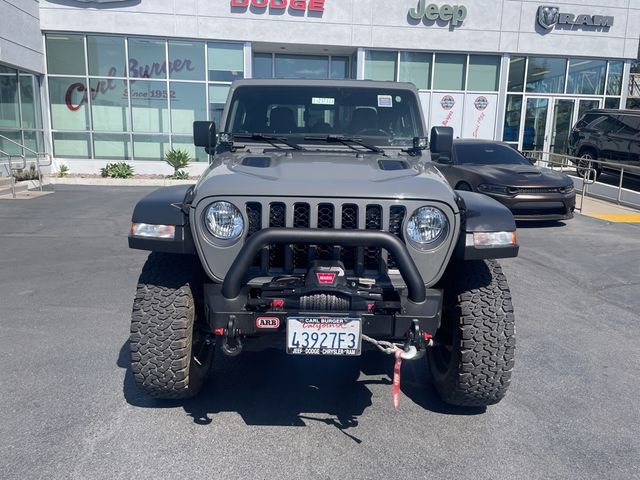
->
[362,335,433,410]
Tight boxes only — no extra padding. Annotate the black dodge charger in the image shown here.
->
[434,140,576,221]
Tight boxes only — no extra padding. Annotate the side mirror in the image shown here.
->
[193,121,217,153]
[430,126,454,164]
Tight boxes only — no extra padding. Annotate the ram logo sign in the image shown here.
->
[536,5,614,30]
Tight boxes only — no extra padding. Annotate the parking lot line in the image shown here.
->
[589,213,640,223]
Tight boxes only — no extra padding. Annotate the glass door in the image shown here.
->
[548,98,575,154]
[577,99,601,121]
[521,97,549,151]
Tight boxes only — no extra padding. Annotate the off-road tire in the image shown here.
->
[130,252,214,399]
[428,259,515,407]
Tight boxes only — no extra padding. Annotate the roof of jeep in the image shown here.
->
[229,78,420,91]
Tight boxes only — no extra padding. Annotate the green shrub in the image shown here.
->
[165,149,191,178]
[172,170,190,180]
[13,164,39,181]
[101,162,134,179]
[57,164,70,178]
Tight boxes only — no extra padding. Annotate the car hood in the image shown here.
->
[193,151,458,207]
[458,164,571,187]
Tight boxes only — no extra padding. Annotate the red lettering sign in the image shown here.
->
[308,0,324,11]
[289,0,306,10]
[230,0,324,12]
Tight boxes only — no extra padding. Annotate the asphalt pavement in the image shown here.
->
[1,186,639,480]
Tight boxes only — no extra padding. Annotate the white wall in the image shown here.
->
[0,0,44,73]
[39,0,640,60]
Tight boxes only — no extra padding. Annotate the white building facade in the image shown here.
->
[1,0,639,173]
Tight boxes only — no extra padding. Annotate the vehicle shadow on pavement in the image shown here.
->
[515,220,568,229]
[118,341,484,438]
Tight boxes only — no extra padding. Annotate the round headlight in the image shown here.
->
[406,207,448,249]
[205,201,244,240]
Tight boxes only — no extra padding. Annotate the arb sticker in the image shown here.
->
[378,95,393,108]
[256,317,280,329]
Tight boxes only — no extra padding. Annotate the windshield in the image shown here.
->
[454,143,531,166]
[225,85,423,147]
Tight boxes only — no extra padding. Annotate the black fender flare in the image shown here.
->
[454,191,519,260]
[128,185,197,254]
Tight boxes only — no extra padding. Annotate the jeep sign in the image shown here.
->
[409,1,467,27]
[537,6,614,30]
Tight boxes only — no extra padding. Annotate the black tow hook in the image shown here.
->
[403,319,433,360]
[220,316,243,357]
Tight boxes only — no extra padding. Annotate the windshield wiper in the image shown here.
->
[233,133,306,151]
[304,135,386,155]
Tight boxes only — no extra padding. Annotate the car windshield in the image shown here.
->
[225,85,423,147]
[454,143,531,166]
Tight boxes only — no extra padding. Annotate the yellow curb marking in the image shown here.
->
[589,214,640,223]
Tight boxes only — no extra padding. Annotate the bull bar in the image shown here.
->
[221,228,427,303]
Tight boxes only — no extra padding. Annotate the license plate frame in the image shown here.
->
[286,316,362,356]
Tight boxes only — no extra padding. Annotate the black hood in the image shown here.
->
[458,164,572,188]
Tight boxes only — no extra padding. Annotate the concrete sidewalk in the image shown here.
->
[578,195,640,223]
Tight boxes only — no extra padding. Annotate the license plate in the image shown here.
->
[286,316,362,356]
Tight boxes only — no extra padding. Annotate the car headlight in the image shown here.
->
[205,201,244,240]
[478,184,510,195]
[561,184,575,194]
[406,207,449,249]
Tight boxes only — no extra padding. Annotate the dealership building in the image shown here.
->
[1,0,639,174]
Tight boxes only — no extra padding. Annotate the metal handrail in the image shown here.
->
[0,149,27,171]
[521,150,640,209]
[0,133,53,193]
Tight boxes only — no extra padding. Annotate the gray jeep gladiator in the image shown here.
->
[128,79,518,407]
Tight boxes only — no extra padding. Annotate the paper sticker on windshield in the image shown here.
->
[378,95,393,108]
[312,97,335,105]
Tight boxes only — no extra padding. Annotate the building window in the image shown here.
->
[132,134,170,160]
[170,82,207,134]
[605,97,621,109]
[168,41,205,81]
[93,133,132,160]
[253,53,273,78]
[330,57,350,80]
[89,78,130,132]
[503,95,522,143]
[130,80,170,133]
[275,54,329,79]
[53,132,91,158]
[567,59,607,95]
[607,61,624,96]
[88,36,127,77]
[48,77,90,130]
[0,65,45,156]
[19,74,42,130]
[364,50,397,82]
[44,34,244,161]
[46,34,86,76]
[209,84,230,127]
[507,57,526,92]
[208,42,244,82]
[0,66,19,129]
[526,57,567,94]
[433,53,466,90]
[128,38,167,79]
[399,52,431,90]
[467,55,500,91]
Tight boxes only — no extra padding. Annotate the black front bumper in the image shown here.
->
[206,228,442,340]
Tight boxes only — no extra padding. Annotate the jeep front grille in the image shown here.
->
[246,201,406,276]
